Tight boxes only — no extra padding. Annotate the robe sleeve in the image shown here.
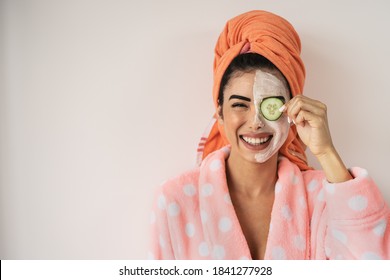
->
[148,184,175,260]
[322,167,390,259]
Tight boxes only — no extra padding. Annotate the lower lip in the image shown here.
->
[240,136,272,151]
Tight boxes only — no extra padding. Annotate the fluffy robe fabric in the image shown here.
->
[149,146,390,260]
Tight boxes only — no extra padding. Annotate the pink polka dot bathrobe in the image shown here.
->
[149,146,390,259]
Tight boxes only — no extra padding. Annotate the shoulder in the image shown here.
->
[302,169,327,187]
[154,167,201,201]
[278,156,327,188]
[154,146,229,204]
[278,156,327,203]
[150,167,201,220]
[301,169,328,205]
[162,168,200,194]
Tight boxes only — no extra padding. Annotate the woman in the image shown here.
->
[148,10,390,260]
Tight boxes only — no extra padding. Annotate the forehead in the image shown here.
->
[253,69,290,99]
[225,71,254,88]
[224,69,290,100]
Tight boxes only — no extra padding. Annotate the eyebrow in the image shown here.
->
[229,95,251,102]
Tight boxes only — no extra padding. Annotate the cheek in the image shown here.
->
[223,110,246,128]
[268,120,289,139]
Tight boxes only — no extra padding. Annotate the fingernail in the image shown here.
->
[278,105,286,112]
[292,119,296,125]
[287,116,291,123]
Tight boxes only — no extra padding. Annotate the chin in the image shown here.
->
[253,139,280,163]
[254,149,277,163]
[241,146,278,164]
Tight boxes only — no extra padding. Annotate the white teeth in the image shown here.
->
[242,136,270,145]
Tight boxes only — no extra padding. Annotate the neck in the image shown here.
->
[226,151,278,198]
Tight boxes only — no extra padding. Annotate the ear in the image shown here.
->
[217,105,224,125]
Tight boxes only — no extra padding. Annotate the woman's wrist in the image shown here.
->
[315,147,353,183]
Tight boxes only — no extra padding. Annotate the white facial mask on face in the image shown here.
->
[252,69,290,163]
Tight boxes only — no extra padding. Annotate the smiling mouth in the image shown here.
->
[240,135,272,146]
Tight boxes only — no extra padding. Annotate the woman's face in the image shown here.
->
[218,69,290,163]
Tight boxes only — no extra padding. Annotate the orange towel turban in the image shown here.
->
[199,10,311,171]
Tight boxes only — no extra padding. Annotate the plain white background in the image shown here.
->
[1,0,389,259]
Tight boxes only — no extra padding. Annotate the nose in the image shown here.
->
[250,112,265,130]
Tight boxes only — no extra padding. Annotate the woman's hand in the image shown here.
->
[283,95,334,158]
[281,95,352,183]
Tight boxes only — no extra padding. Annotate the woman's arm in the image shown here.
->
[316,147,352,183]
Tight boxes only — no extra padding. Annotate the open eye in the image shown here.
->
[260,97,285,121]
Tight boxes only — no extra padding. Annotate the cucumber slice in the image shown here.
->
[260,97,284,121]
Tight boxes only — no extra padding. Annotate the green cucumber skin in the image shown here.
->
[260,97,284,121]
